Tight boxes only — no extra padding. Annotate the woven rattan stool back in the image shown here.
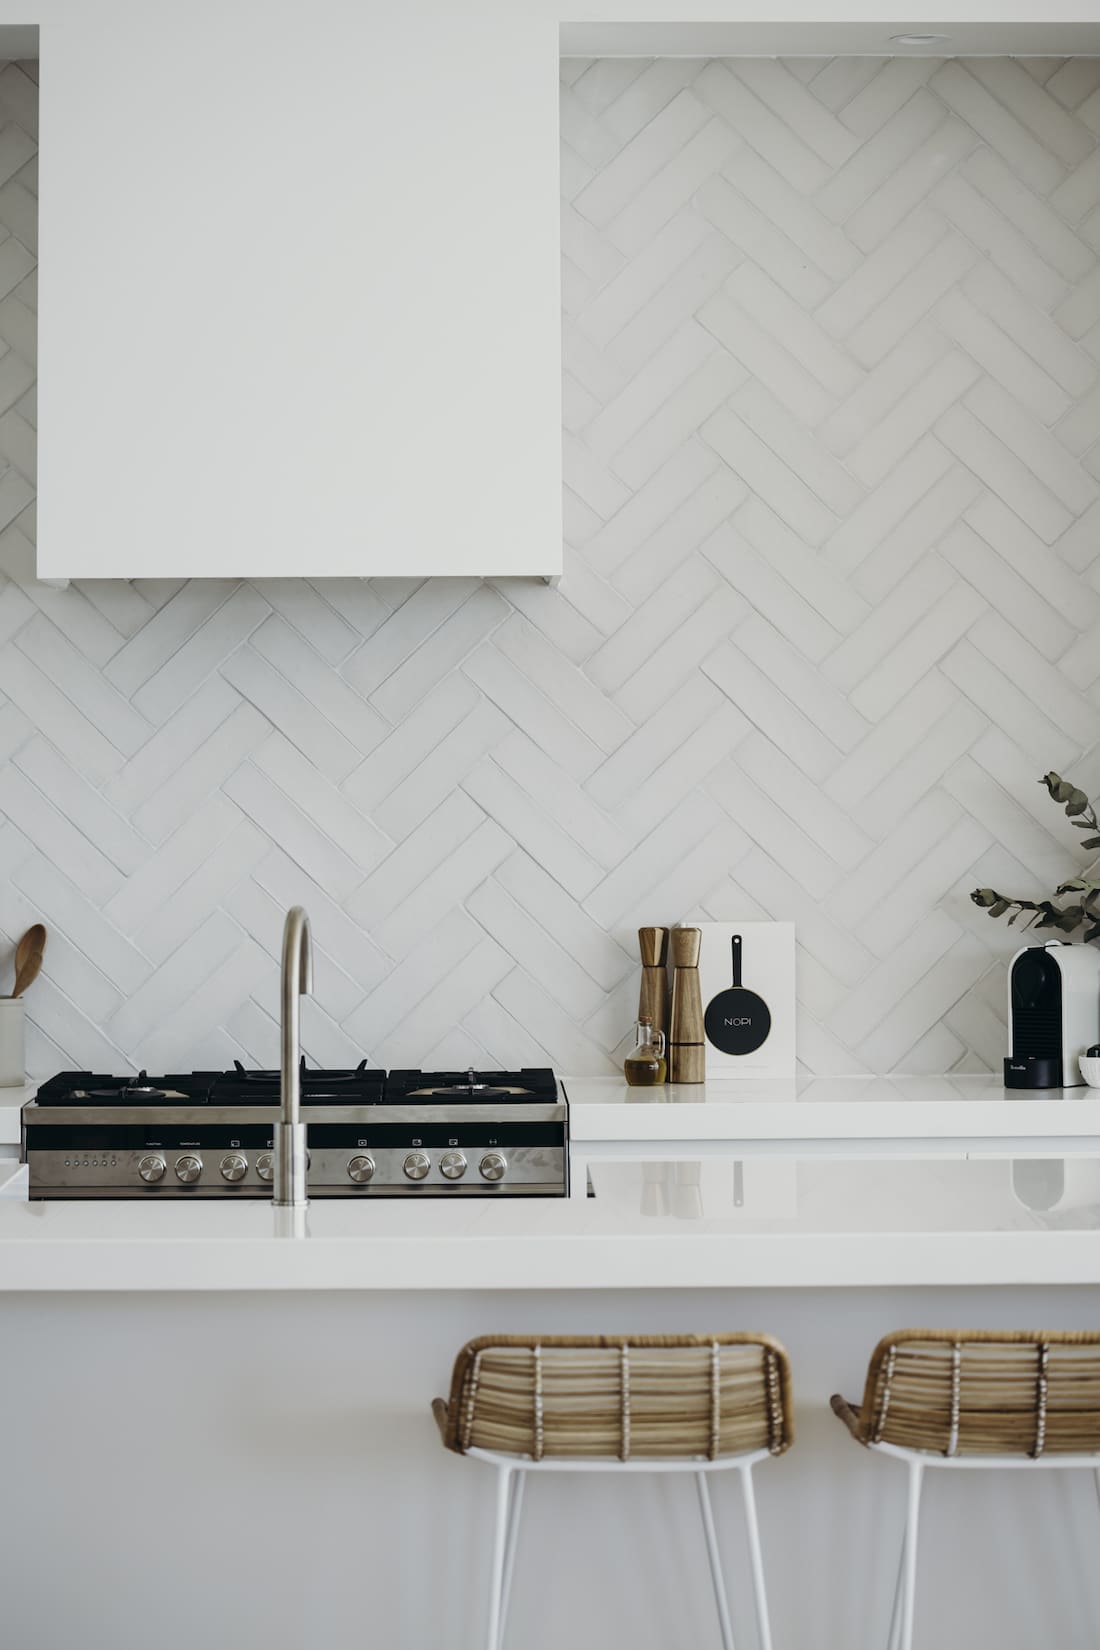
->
[849,1329,1100,1458]
[436,1333,793,1462]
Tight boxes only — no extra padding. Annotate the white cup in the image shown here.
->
[0,997,25,1087]
[1080,1055,1100,1089]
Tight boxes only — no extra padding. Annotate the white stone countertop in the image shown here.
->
[2,1143,1100,1292]
[3,1073,1100,1292]
[564,1074,1100,1148]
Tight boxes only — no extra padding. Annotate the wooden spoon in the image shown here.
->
[10,924,45,997]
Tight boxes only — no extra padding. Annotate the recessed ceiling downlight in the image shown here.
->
[890,33,951,46]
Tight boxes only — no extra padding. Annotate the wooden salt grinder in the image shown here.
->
[637,927,669,1045]
[668,926,705,1084]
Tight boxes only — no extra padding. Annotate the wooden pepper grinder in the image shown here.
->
[637,927,669,1045]
[668,926,705,1084]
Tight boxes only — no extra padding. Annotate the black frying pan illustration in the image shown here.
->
[704,934,771,1056]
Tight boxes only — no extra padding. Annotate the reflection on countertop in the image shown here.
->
[619,1156,1100,1231]
[2,1152,1100,1294]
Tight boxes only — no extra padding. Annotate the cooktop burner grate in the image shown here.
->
[32,1065,556,1109]
[209,1059,385,1105]
[383,1068,557,1103]
[34,1064,387,1106]
[35,1071,219,1105]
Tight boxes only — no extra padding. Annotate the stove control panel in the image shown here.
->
[24,1142,563,1197]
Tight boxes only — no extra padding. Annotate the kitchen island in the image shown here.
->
[2,1076,1099,1649]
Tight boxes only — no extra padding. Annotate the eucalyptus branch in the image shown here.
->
[971,772,1100,945]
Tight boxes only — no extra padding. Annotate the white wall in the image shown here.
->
[0,56,1099,1079]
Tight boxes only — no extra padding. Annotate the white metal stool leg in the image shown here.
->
[485,1465,513,1650]
[739,1463,774,1650]
[696,1471,736,1650]
[498,1468,526,1643]
[899,1461,924,1650]
[885,1519,906,1650]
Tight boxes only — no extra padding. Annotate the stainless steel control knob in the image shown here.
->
[439,1150,467,1181]
[138,1154,166,1184]
[174,1154,203,1184]
[347,1154,375,1184]
[255,1153,274,1183]
[403,1151,431,1181]
[219,1153,248,1182]
[479,1151,507,1183]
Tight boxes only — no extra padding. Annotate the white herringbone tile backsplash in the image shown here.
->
[1,55,1099,1078]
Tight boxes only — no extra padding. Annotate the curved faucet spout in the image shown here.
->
[281,904,313,1126]
[274,905,313,1207]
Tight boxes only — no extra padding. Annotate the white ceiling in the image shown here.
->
[4,14,1096,64]
[558,21,1100,57]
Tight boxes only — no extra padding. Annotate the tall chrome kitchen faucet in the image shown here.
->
[274,905,313,1208]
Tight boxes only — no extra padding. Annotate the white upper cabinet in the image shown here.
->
[34,4,562,578]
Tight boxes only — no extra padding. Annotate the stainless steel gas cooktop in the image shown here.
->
[22,1065,568,1200]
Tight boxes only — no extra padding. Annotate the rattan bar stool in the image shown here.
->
[832,1328,1100,1650]
[432,1332,793,1650]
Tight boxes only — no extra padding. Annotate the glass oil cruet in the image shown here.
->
[624,1017,667,1087]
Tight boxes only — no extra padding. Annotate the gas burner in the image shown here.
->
[230,1058,373,1085]
[384,1068,557,1103]
[91,1082,168,1101]
[209,1060,385,1105]
[34,1071,215,1105]
[116,1071,170,1100]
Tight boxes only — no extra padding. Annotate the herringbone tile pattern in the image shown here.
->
[1,56,1099,1078]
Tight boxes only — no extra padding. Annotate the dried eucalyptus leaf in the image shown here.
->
[975,771,1099,946]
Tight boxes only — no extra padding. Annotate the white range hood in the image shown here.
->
[32,2,562,579]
